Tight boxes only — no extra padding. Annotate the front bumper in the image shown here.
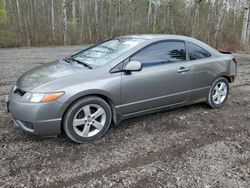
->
[6,92,62,136]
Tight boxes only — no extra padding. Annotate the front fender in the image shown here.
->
[58,89,118,117]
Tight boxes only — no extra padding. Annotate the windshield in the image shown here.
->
[72,38,146,66]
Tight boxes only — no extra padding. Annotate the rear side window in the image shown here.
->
[187,42,211,60]
[131,41,186,65]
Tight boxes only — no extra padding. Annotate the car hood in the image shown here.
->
[16,60,88,91]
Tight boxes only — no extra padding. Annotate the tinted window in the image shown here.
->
[187,42,211,60]
[131,41,186,65]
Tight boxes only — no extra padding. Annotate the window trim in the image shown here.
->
[186,41,212,61]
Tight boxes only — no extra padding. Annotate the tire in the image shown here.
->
[63,96,112,143]
[207,77,229,109]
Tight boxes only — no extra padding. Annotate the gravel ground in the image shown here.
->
[0,46,250,188]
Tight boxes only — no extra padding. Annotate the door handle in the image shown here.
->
[177,67,189,73]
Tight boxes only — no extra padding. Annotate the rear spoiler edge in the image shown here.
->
[219,51,239,65]
[219,51,232,54]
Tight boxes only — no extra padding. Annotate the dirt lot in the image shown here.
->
[0,46,250,188]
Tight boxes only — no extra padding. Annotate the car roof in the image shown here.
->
[117,34,220,55]
[118,34,196,41]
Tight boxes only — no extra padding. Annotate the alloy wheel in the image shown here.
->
[212,81,228,105]
[72,104,106,138]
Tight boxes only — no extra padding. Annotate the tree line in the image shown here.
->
[0,0,250,51]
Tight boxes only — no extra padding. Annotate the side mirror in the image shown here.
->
[124,61,142,72]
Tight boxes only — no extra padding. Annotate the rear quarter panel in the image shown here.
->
[212,55,236,82]
[188,55,235,102]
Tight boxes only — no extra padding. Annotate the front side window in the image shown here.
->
[73,38,146,66]
[187,42,211,60]
[131,41,186,65]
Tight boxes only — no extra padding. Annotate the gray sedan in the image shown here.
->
[5,35,238,143]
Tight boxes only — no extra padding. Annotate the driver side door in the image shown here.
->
[120,40,192,116]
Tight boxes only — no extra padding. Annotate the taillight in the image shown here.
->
[232,58,239,66]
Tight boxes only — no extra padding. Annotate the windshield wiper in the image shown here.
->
[62,57,71,63]
[63,57,92,69]
[71,58,93,69]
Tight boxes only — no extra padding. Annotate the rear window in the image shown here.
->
[187,42,211,60]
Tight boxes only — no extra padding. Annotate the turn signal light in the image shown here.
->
[41,92,64,103]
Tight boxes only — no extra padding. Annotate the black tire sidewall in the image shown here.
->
[64,97,112,143]
[208,77,229,109]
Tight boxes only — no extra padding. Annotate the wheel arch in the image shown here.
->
[60,92,121,133]
[222,75,234,83]
[212,73,233,85]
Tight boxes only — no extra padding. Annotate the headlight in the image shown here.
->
[23,92,64,103]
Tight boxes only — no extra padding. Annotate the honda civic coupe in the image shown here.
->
[5,35,238,143]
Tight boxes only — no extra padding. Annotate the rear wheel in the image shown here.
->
[208,77,229,109]
[63,96,112,143]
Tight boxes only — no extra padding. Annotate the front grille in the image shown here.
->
[14,87,26,96]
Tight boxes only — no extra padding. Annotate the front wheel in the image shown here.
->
[63,96,112,143]
[207,77,229,109]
